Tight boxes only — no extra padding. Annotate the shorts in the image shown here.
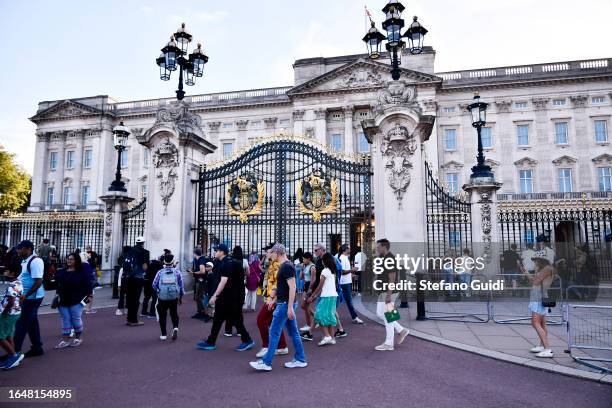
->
[0,314,20,339]
[528,301,548,316]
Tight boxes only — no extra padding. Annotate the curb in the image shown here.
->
[353,297,612,385]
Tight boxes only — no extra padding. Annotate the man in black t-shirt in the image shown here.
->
[196,244,254,351]
[191,248,210,320]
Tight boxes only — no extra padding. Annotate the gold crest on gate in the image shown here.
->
[297,169,338,222]
[226,173,265,223]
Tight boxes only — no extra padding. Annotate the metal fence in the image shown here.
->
[122,199,146,248]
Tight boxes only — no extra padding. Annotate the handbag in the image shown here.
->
[51,294,60,309]
[384,303,401,323]
[541,282,556,309]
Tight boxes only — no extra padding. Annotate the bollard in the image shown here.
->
[416,272,426,320]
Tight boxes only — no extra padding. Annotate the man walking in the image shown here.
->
[123,237,150,326]
[337,243,364,324]
[13,240,45,357]
[196,244,255,351]
[250,244,307,371]
[374,239,409,351]
[191,247,210,321]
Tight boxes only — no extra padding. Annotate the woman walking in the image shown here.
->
[152,254,185,341]
[522,250,555,358]
[308,253,338,346]
[293,248,304,293]
[299,252,315,332]
[54,253,92,348]
[244,252,261,312]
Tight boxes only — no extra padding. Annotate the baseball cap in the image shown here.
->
[15,240,34,250]
[135,236,146,243]
[214,243,229,254]
[535,234,548,243]
[205,261,214,268]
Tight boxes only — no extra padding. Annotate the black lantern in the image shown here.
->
[362,1,428,81]
[467,94,494,179]
[157,23,208,100]
[109,121,130,192]
[404,16,428,54]
[362,22,385,59]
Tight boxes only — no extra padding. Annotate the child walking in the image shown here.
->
[152,254,185,341]
[0,267,24,369]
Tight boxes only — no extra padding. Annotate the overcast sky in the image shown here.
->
[1,0,610,173]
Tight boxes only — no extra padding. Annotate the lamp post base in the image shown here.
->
[470,164,494,180]
[108,180,127,193]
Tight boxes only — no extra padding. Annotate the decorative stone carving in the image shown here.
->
[494,100,512,113]
[236,120,249,130]
[592,153,612,166]
[140,101,205,144]
[314,109,326,120]
[570,94,588,108]
[532,98,549,110]
[421,99,437,113]
[131,128,143,138]
[152,139,180,215]
[264,117,278,128]
[375,81,419,115]
[513,157,538,168]
[479,193,493,265]
[333,68,384,89]
[552,155,578,166]
[343,106,354,118]
[380,123,418,208]
[103,202,113,263]
[304,127,315,138]
[292,110,305,120]
[440,160,464,171]
[207,121,221,132]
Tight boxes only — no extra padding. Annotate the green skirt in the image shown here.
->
[314,296,338,326]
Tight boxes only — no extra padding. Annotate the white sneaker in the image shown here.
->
[55,340,71,349]
[249,360,272,371]
[535,349,554,358]
[70,338,82,347]
[172,328,179,341]
[160,335,167,341]
[284,359,308,368]
[352,317,364,324]
[397,329,410,345]
[299,325,310,332]
[318,336,335,346]
[530,345,545,353]
[374,343,394,351]
[115,309,123,316]
[275,348,289,355]
[255,348,268,358]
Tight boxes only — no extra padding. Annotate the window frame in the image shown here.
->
[598,167,612,192]
[443,128,457,151]
[594,119,608,142]
[519,169,534,193]
[83,149,93,169]
[516,124,530,147]
[66,150,75,169]
[557,168,573,193]
[49,151,58,171]
[554,121,569,145]
[330,133,343,152]
[222,142,233,158]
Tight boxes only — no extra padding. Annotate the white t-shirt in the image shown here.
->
[339,254,352,285]
[354,252,366,272]
[320,268,338,297]
[521,249,536,271]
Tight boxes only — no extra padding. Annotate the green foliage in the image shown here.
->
[0,145,31,214]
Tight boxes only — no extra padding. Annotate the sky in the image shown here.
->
[0,0,611,174]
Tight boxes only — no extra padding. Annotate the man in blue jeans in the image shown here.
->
[338,244,364,325]
[250,243,307,371]
[13,240,45,357]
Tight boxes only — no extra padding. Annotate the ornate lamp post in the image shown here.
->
[108,121,130,192]
[362,0,428,80]
[157,23,209,100]
[468,93,494,179]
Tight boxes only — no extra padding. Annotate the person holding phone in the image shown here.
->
[54,252,93,348]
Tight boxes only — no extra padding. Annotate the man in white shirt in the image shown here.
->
[520,243,536,273]
[338,244,363,324]
[354,246,366,272]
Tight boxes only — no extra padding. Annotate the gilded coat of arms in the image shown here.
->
[297,170,338,222]
[226,173,265,222]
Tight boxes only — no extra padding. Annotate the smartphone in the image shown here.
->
[80,296,91,306]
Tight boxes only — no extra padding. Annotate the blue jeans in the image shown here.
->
[340,283,358,320]
[58,304,84,336]
[14,297,44,352]
[263,302,307,366]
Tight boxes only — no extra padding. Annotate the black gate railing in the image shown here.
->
[122,199,146,247]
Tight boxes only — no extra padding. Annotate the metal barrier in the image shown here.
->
[565,291,612,373]
[490,274,565,325]
[424,273,491,323]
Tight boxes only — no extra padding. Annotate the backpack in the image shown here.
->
[157,267,180,301]
[27,256,56,290]
[122,251,144,279]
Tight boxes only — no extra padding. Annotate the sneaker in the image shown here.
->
[24,348,44,358]
[126,321,144,326]
[115,309,123,316]
[54,340,72,349]
[352,317,364,324]
[334,330,347,338]
[235,340,256,352]
[301,332,314,341]
[147,314,156,319]
[160,335,167,341]
[224,333,233,337]
[275,348,289,355]
[375,343,394,351]
[255,348,268,358]
[85,309,97,314]
[2,353,24,370]
[140,312,148,317]
[172,328,179,341]
[196,341,216,351]
[535,349,554,358]
[299,325,311,333]
[70,338,83,347]
[530,345,545,353]
[318,336,335,346]
[249,360,272,372]
[397,329,410,345]
[284,359,308,369]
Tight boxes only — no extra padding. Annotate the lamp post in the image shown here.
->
[157,23,209,101]
[362,0,428,81]
[108,121,130,192]
[467,93,494,180]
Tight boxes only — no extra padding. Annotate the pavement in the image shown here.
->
[0,290,611,408]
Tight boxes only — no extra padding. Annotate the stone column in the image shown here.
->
[314,108,327,146]
[570,95,592,190]
[532,98,552,192]
[28,132,49,210]
[343,106,354,154]
[292,110,305,137]
[100,193,134,282]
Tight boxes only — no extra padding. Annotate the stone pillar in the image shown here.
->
[100,193,134,282]
[28,132,49,210]
[292,110,305,137]
[343,106,354,154]
[314,108,327,146]
[532,98,552,192]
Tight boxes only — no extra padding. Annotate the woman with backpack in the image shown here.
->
[54,252,93,348]
[152,254,185,341]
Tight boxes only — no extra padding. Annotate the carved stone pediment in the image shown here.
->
[514,157,538,168]
[30,100,112,123]
[441,160,464,171]
[592,153,612,166]
[552,155,577,166]
[140,101,205,144]
[494,100,512,113]
[374,80,420,116]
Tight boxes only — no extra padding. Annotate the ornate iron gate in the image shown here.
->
[196,138,373,258]
[122,199,146,247]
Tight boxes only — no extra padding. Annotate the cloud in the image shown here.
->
[194,11,229,22]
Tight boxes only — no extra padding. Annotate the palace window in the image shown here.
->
[331,112,342,120]
[592,96,606,104]
[141,184,148,198]
[83,149,92,169]
[143,147,150,167]
[519,169,533,193]
[444,129,457,151]
[222,122,233,129]
[554,122,568,144]
[331,134,342,152]
[120,149,129,168]
[514,102,527,109]
[222,142,233,158]
[553,99,566,107]
[595,120,608,142]
[279,119,290,127]
[598,167,612,192]
[517,124,529,146]
[49,152,58,171]
[558,168,573,193]
[445,173,459,194]
[442,106,455,113]
[63,186,73,205]
[66,151,75,169]
[481,127,492,148]
[81,185,90,205]
[47,187,54,205]
[357,132,370,153]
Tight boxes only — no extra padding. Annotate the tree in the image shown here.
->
[0,145,31,214]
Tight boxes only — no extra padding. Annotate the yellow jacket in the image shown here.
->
[265,259,280,300]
